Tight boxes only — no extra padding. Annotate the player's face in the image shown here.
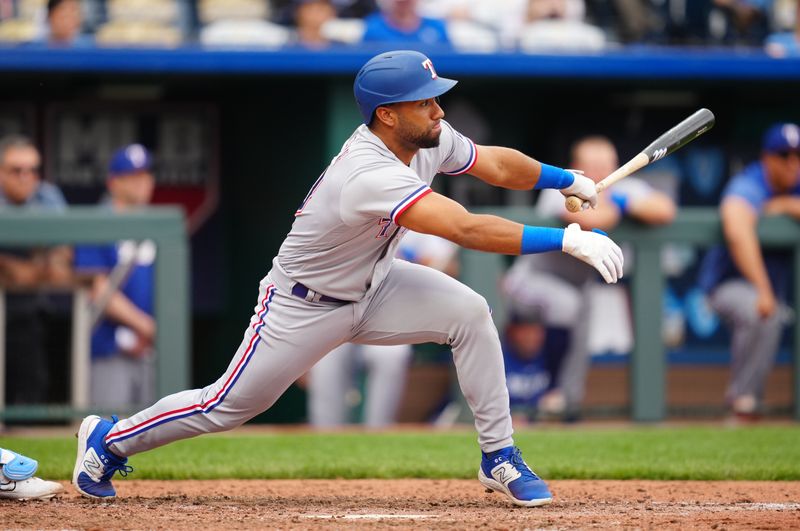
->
[108,170,155,207]
[0,146,41,205]
[572,141,618,183]
[764,150,800,192]
[393,97,445,149]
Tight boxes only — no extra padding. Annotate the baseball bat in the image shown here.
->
[564,108,715,213]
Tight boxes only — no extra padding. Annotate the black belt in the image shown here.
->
[291,283,350,304]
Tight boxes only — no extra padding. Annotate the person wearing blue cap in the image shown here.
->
[697,122,800,420]
[72,51,623,507]
[73,144,157,410]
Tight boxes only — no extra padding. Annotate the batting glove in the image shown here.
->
[559,170,597,210]
[561,223,624,283]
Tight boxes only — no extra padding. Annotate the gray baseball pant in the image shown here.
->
[105,259,513,455]
[709,279,786,403]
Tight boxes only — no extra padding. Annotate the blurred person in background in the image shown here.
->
[43,0,91,46]
[292,0,337,47]
[74,144,157,410]
[362,0,450,45]
[710,0,771,44]
[0,134,70,407]
[697,123,800,420]
[516,0,607,51]
[765,1,799,56]
[500,304,566,426]
[0,447,64,500]
[307,230,459,427]
[503,136,676,421]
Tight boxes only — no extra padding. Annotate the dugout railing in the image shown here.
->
[460,207,800,422]
[0,207,189,422]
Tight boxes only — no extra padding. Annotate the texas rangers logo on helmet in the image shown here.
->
[421,59,438,79]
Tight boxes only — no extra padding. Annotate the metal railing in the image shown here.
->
[459,207,800,422]
[0,207,189,421]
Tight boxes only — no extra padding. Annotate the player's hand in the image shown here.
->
[755,287,777,318]
[561,223,624,283]
[559,170,597,210]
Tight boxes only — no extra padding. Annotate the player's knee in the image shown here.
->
[455,290,492,325]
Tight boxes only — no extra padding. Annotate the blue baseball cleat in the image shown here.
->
[72,415,133,499]
[478,446,552,507]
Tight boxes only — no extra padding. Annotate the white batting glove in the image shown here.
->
[559,170,597,210]
[561,223,624,283]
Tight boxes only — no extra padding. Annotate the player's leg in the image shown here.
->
[710,279,785,413]
[308,343,356,427]
[360,344,412,427]
[74,280,354,498]
[350,260,551,506]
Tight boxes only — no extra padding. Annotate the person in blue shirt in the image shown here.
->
[74,144,157,409]
[0,135,71,406]
[697,122,800,419]
[362,0,450,45]
[765,2,799,57]
[501,305,567,424]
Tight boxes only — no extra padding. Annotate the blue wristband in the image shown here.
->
[610,191,629,214]
[521,226,565,254]
[534,164,574,190]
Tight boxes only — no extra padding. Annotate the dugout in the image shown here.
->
[0,45,798,422]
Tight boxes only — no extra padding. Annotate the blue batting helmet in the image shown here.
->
[353,50,457,125]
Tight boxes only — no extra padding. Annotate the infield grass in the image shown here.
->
[2,425,799,481]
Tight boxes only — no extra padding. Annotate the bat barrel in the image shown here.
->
[642,108,715,163]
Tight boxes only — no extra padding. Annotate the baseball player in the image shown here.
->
[73,50,623,507]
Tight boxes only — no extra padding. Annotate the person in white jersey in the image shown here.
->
[73,50,623,507]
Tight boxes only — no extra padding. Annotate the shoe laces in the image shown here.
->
[101,415,133,480]
[509,447,540,482]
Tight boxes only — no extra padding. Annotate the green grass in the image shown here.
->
[3,426,799,481]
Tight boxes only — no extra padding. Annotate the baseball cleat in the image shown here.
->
[72,415,133,499]
[1,448,64,500]
[478,446,552,507]
[0,476,65,500]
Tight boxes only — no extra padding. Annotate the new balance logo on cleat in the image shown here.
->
[478,446,553,507]
[492,462,522,486]
[82,449,103,479]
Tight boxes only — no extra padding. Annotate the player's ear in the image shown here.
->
[374,105,397,128]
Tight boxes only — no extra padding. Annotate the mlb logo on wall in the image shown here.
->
[45,103,220,233]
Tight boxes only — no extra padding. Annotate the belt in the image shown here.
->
[291,283,350,304]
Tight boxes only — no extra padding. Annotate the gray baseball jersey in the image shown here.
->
[104,119,515,458]
[278,120,476,300]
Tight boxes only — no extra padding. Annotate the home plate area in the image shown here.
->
[5,479,800,530]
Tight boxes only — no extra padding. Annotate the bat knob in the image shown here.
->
[565,195,583,213]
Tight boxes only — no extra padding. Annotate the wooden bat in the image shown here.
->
[565,108,715,213]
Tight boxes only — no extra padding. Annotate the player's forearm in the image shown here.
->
[626,194,677,225]
[450,214,529,254]
[92,276,155,339]
[725,226,772,293]
[473,146,576,191]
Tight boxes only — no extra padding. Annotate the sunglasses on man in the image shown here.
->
[1,165,40,177]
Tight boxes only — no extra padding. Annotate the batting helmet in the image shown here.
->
[353,50,457,125]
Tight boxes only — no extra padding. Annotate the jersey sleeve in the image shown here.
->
[722,174,768,212]
[340,165,432,226]
[437,120,477,176]
[74,244,117,273]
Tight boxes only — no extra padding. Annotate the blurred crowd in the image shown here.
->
[0,0,797,54]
